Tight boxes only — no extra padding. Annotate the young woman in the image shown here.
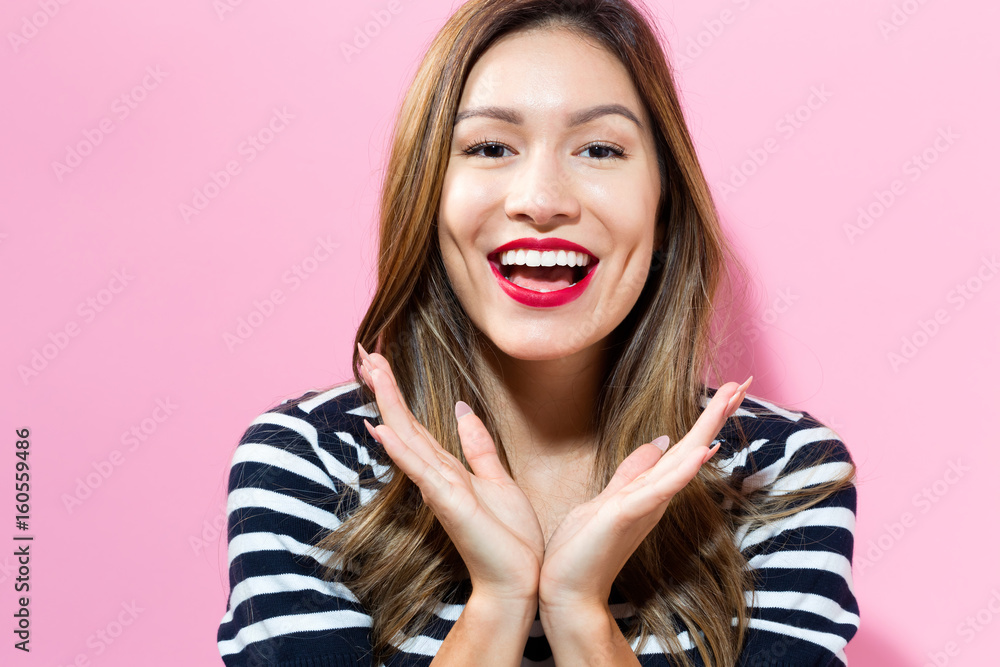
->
[217,1,859,665]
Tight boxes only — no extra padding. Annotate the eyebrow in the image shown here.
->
[453,103,644,131]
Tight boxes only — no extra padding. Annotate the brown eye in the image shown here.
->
[582,142,626,160]
[463,141,514,158]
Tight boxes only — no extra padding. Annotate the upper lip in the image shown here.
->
[488,237,599,263]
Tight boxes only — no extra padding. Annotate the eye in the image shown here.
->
[581,142,626,160]
[460,139,627,160]
[462,140,514,159]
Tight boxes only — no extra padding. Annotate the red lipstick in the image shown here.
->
[487,237,599,309]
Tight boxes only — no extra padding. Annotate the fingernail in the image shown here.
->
[725,380,750,417]
[455,400,472,420]
[703,442,721,464]
[361,343,376,365]
[652,435,670,452]
[363,418,381,443]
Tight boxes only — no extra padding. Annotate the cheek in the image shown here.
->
[587,181,659,251]
[437,174,471,254]
[438,167,509,267]
[436,175,491,293]
[439,170,494,237]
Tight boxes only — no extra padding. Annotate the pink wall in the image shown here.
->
[3,0,998,665]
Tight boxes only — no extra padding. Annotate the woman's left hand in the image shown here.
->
[537,377,751,615]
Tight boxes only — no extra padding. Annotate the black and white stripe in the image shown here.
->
[218,383,858,666]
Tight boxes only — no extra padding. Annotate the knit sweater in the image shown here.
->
[217,382,858,666]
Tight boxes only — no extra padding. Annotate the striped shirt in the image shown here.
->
[217,382,858,666]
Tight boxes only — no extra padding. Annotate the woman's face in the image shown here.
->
[437,26,663,362]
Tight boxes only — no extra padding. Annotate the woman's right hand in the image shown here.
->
[357,344,545,605]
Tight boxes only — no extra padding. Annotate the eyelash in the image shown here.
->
[461,138,627,160]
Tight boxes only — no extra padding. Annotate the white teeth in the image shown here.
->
[499,248,591,267]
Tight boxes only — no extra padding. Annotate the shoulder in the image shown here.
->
[700,392,860,663]
[703,387,855,497]
[220,382,382,665]
[228,381,390,509]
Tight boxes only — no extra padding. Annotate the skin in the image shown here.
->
[357,26,752,666]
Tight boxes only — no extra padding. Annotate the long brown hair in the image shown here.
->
[296,1,855,664]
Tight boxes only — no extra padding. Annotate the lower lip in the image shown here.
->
[489,260,597,308]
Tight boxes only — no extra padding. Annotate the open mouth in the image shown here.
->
[487,249,598,292]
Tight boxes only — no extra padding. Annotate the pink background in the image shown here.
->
[3,0,998,665]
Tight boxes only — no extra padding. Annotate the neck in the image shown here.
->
[480,340,609,468]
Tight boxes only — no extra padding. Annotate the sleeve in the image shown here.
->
[216,397,378,667]
[732,412,859,667]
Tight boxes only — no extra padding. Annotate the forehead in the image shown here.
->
[458,26,645,122]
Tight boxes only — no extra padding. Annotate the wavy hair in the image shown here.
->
[291,1,856,665]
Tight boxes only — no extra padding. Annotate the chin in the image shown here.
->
[486,330,594,363]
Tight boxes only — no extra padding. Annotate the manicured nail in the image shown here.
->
[359,360,373,386]
[703,442,721,464]
[652,435,670,452]
[725,377,751,417]
[359,343,377,368]
[363,418,381,443]
[455,400,472,420]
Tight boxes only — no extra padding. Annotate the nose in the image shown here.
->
[503,150,581,228]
